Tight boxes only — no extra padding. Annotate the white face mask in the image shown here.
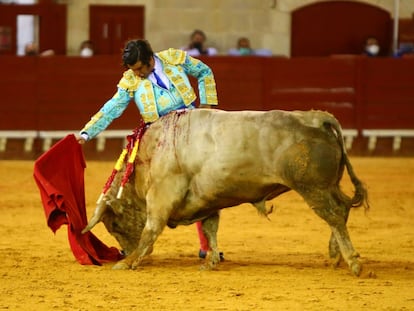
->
[366,44,380,56]
[80,47,93,57]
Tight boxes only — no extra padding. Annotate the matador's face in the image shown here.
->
[128,56,155,79]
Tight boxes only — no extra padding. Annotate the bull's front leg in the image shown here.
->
[112,215,167,270]
[120,222,165,270]
[113,176,190,270]
[200,212,221,270]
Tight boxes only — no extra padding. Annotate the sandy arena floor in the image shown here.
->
[0,157,413,310]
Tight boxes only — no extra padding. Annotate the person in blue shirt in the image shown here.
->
[228,37,272,57]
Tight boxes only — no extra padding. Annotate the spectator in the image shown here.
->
[181,29,217,56]
[228,37,272,57]
[363,36,380,57]
[228,37,254,56]
[24,42,38,56]
[79,40,94,57]
[24,42,55,57]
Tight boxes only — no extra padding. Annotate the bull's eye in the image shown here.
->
[112,221,120,231]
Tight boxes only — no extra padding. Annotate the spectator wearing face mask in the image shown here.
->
[228,37,254,56]
[364,37,381,57]
[181,29,217,57]
[79,40,94,57]
[228,37,272,57]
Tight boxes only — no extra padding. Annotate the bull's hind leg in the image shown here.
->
[303,189,361,276]
[329,232,342,267]
[328,207,351,267]
[200,212,221,270]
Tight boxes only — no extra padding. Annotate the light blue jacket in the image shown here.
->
[81,48,218,140]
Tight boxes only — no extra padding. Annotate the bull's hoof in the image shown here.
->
[200,259,219,271]
[199,262,219,271]
[330,253,342,268]
[112,261,131,270]
[131,258,144,270]
[350,261,362,277]
[199,263,212,271]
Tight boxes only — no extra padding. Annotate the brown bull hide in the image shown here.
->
[84,109,369,276]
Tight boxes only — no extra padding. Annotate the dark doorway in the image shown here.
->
[89,5,145,55]
[291,1,392,57]
[0,4,66,55]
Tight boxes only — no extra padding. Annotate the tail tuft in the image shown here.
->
[324,115,370,211]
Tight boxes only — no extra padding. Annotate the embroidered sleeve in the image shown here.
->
[80,88,133,139]
[181,55,218,106]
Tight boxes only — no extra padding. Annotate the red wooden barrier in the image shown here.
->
[359,58,414,129]
[261,57,358,128]
[1,55,413,158]
[35,55,138,131]
[1,57,38,129]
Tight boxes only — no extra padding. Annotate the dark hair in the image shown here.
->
[190,29,206,41]
[122,39,154,68]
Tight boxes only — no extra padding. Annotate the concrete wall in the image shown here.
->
[61,0,414,56]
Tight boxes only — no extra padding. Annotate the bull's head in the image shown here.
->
[82,171,147,256]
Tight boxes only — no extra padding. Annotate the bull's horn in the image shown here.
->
[81,201,108,234]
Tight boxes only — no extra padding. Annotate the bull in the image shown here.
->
[82,109,369,276]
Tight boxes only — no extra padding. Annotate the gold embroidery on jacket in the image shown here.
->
[140,81,159,123]
[157,48,186,65]
[81,111,104,132]
[118,70,139,89]
[166,67,196,105]
[204,76,218,105]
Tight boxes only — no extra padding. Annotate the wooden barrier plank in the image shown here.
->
[262,57,357,128]
[1,56,414,157]
[360,58,414,129]
[201,56,265,111]
[0,56,38,130]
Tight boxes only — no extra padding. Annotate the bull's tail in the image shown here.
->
[323,116,369,211]
[342,153,369,209]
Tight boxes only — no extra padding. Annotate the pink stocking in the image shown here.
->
[196,221,209,251]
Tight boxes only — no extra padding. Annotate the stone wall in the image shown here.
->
[61,0,414,56]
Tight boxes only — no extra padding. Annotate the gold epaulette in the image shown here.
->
[157,48,186,65]
[117,69,142,95]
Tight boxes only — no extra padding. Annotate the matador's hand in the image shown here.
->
[76,135,86,144]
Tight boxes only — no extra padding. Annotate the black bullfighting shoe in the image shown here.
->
[198,249,225,262]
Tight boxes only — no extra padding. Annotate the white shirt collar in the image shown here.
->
[150,56,169,89]
[153,56,162,73]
